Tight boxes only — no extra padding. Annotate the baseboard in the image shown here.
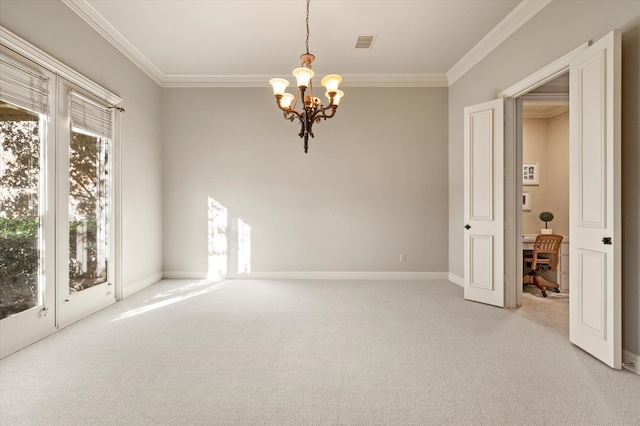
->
[162,271,207,280]
[1,328,57,359]
[242,271,449,280]
[122,272,163,298]
[623,349,640,376]
[448,273,464,287]
[58,298,116,330]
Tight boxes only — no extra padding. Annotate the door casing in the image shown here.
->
[500,43,589,308]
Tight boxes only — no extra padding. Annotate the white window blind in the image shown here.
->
[69,91,112,139]
[0,55,50,115]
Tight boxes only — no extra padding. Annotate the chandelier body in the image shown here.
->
[269,0,343,153]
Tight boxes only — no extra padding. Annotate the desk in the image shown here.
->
[523,234,570,292]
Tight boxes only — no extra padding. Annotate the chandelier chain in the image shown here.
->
[305,0,310,54]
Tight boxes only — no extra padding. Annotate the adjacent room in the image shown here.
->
[520,93,570,336]
[1,1,639,424]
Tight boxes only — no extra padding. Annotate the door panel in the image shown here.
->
[464,99,504,307]
[57,83,115,327]
[0,107,56,356]
[569,30,621,368]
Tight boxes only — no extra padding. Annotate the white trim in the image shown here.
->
[340,74,448,88]
[113,107,123,301]
[523,105,569,119]
[58,299,115,330]
[447,0,552,85]
[448,273,464,287]
[623,350,640,376]
[162,75,271,88]
[162,73,448,88]
[239,271,449,280]
[60,0,548,88]
[163,271,208,280]
[122,272,163,299]
[498,42,589,98]
[165,270,451,281]
[0,328,57,359]
[0,26,122,106]
[60,1,447,88]
[502,44,587,309]
[61,0,164,86]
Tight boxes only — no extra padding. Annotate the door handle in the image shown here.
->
[464,224,471,230]
[602,237,612,245]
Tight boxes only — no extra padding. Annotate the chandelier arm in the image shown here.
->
[320,96,335,110]
[275,97,304,121]
[283,111,300,122]
[314,106,338,121]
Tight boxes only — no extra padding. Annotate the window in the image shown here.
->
[0,37,122,357]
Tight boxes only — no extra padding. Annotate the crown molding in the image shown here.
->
[63,0,546,88]
[161,73,448,88]
[63,0,447,88]
[62,0,165,85]
[339,74,448,88]
[447,0,552,85]
[523,105,569,119]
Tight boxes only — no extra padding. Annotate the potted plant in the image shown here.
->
[539,211,554,234]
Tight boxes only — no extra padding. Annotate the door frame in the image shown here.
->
[514,93,569,307]
[499,42,589,308]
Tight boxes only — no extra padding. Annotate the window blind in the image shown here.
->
[69,91,112,139]
[0,55,50,115]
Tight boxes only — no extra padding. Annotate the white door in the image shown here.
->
[464,99,504,307]
[569,30,621,369]
[0,49,57,357]
[56,82,116,327]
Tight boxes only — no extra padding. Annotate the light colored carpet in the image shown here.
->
[518,285,570,337]
[1,279,639,425]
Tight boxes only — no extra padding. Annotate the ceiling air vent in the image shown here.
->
[355,35,376,49]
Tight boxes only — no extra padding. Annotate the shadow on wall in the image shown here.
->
[208,196,251,280]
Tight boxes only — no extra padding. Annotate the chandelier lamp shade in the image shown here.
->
[269,0,343,153]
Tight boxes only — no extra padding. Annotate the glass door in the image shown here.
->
[0,100,56,356]
[1,45,120,357]
[57,86,115,326]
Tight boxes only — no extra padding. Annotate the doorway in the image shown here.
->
[517,84,570,336]
[470,32,622,368]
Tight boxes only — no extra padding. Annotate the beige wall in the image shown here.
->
[3,0,638,359]
[522,112,569,235]
[546,112,569,236]
[0,1,165,291]
[449,1,640,356]
[161,87,449,276]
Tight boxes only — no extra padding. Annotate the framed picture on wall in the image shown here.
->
[522,191,532,211]
[523,162,539,185]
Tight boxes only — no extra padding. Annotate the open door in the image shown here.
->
[464,99,504,307]
[569,30,621,369]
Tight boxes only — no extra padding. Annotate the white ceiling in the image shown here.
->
[523,101,569,119]
[64,0,551,87]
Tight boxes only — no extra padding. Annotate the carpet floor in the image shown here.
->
[1,279,639,425]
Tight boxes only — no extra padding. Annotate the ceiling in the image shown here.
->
[64,0,551,87]
[523,101,569,119]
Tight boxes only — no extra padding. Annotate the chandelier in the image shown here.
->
[269,0,344,153]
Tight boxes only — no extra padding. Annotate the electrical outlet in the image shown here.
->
[195,251,201,261]
[400,254,406,262]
